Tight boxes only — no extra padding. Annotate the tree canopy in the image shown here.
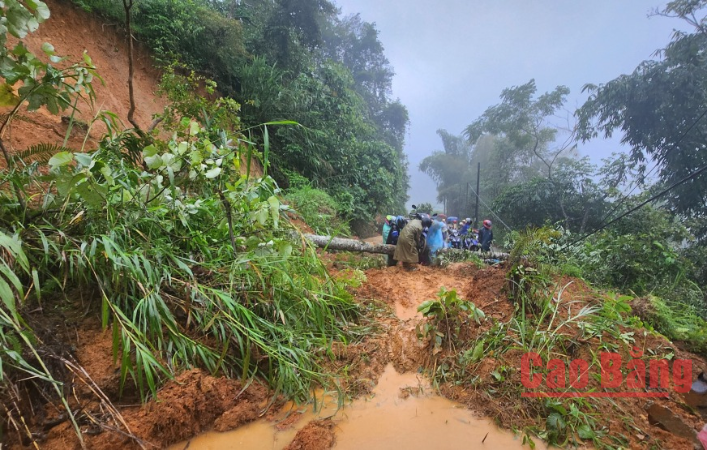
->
[576,0,707,236]
[75,0,411,231]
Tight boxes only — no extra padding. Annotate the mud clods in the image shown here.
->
[54,369,270,450]
[283,419,336,450]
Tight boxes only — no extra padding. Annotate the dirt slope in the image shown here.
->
[1,0,167,154]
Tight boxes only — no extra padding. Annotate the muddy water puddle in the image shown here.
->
[169,364,544,450]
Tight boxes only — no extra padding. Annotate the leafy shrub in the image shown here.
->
[633,295,707,355]
[0,8,367,445]
[73,0,247,88]
[417,287,486,356]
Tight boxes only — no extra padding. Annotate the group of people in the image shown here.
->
[432,216,494,252]
[388,212,494,271]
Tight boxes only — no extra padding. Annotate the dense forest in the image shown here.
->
[1,0,707,449]
[70,0,411,235]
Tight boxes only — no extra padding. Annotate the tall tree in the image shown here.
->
[576,0,707,237]
[419,130,474,217]
[460,80,579,226]
[465,79,575,181]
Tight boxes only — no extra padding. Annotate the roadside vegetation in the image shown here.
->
[417,228,705,449]
[2,0,707,449]
[0,2,372,447]
[422,0,707,362]
[72,0,411,235]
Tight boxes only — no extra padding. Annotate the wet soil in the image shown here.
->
[1,0,167,157]
[169,364,547,450]
[5,2,707,439]
[8,231,707,449]
[8,317,272,450]
[283,419,336,450]
[356,263,476,320]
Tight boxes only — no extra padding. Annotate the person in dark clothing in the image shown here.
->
[478,219,493,252]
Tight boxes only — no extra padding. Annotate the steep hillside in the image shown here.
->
[2,0,166,153]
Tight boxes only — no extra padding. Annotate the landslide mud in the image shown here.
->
[356,263,478,320]
[8,224,707,450]
[171,364,546,450]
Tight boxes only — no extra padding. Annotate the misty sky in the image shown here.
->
[333,0,689,211]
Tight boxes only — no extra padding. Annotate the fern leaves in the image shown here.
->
[11,143,73,164]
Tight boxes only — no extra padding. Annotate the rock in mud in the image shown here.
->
[646,402,699,444]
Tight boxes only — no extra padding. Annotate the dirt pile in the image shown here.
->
[332,256,707,449]
[283,419,336,450]
[120,369,269,449]
[36,369,270,450]
[356,263,478,320]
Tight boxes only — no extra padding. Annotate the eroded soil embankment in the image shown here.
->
[19,320,273,450]
[14,261,497,449]
[9,258,707,450]
[1,0,166,158]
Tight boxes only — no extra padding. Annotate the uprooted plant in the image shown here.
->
[416,287,486,359]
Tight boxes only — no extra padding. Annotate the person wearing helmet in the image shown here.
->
[393,213,429,270]
[460,218,471,236]
[382,215,395,244]
[478,219,493,252]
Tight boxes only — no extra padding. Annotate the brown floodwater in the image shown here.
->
[169,364,546,450]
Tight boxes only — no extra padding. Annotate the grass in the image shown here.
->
[414,229,694,450]
[0,72,366,448]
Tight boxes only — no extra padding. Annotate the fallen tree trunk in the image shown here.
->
[437,247,509,261]
[300,234,395,255]
[298,233,509,260]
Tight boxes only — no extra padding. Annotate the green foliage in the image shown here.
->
[414,202,435,214]
[15,113,362,404]
[430,279,642,448]
[576,1,707,228]
[419,130,474,218]
[284,183,351,236]
[493,158,617,234]
[0,7,371,446]
[567,203,702,307]
[74,0,411,227]
[157,65,243,132]
[75,0,247,90]
[0,0,100,223]
[510,216,706,353]
[639,295,707,354]
[417,287,486,356]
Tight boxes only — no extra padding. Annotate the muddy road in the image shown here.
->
[170,261,540,450]
[21,254,705,450]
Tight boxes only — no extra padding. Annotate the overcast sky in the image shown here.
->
[333,0,689,210]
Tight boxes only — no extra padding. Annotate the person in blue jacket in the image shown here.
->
[460,218,471,235]
[382,215,394,244]
[426,217,445,262]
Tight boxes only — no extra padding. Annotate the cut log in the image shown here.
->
[300,234,396,255]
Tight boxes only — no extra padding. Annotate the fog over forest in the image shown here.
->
[335,0,690,210]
